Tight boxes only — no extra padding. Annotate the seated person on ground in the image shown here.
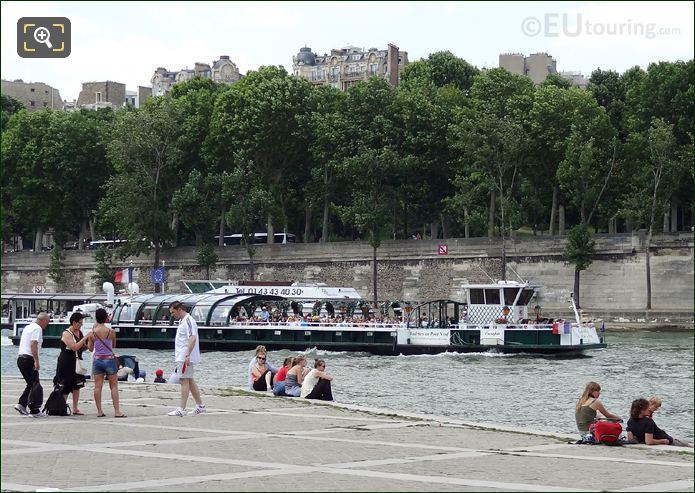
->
[284,354,307,397]
[154,368,167,383]
[247,345,277,390]
[300,358,334,401]
[627,398,672,445]
[575,381,621,436]
[272,357,293,396]
[636,396,691,447]
[250,350,274,391]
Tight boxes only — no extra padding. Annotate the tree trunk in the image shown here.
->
[34,228,43,252]
[79,218,88,250]
[89,218,96,245]
[574,267,581,309]
[305,202,313,243]
[267,212,274,244]
[608,217,616,234]
[321,195,329,243]
[218,208,225,247]
[500,201,506,281]
[205,265,210,280]
[558,205,566,235]
[464,207,470,239]
[430,220,439,240]
[488,190,496,238]
[549,185,558,235]
[403,203,408,241]
[171,213,179,247]
[248,250,256,281]
[372,245,378,305]
[645,241,652,310]
[663,210,669,233]
[670,198,678,232]
[440,213,448,239]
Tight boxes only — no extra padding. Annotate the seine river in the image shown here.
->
[2,330,692,443]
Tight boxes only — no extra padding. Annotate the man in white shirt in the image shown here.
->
[167,301,205,417]
[15,312,49,416]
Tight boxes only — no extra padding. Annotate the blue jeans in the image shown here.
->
[92,358,118,376]
[272,381,286,396]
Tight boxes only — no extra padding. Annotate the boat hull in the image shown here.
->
[10,332,606,356]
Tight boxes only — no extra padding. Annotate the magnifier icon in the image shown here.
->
[33,26,53,49]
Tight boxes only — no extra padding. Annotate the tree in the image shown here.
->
[1,94,24,132]
[401,51,479,93]
[170,170,220,246]
[92,247,118,289]
[336,147,400,303]
[541,73,572,90]
[223,158,274,280]
[205,66,312,242]
[48,246,67,289]
[563,224,595,308]
[196,244,218,280]
[449,111,529,279]
[99,98,185,279]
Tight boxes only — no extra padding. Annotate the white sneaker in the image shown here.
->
[167,408,187,417]
[191,405,206,415]
[29,411,47,418]
[14,404,28,415]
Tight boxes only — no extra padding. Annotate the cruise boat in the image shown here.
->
[7,280,606,356]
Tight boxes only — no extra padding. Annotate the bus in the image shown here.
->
[87,239,128,249]
[214,233,297,246]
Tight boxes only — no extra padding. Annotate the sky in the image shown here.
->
[1,1,693,101]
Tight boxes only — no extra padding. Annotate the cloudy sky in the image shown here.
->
[1,1,693,101]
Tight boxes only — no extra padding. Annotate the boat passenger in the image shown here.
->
[247,345,277,390]
[284,354,307,397]
[301,358,334,401]
[251,350,274,391]
[272,357,293,396]
[575,381,620,436]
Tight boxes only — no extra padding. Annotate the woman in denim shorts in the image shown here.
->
[87,308,126,417]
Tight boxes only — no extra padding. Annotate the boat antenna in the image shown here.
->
[475,262,496,283]
[506,264,525,283]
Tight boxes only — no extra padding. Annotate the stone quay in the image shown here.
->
[2,377,693,492]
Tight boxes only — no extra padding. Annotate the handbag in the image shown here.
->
[69,330,89,376]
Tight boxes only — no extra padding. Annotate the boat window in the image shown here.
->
[469,289,485,304]
[518,289,535,306]
[484,289,501,305]
[190,305,211,324]
[504,288,520,305]
[209,304,233,326]
[138,305,157,323]
[118,303,141,323]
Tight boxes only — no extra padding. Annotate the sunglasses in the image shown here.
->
[257,357,266,361]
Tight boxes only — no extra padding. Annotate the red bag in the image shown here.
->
[590,421,622,444]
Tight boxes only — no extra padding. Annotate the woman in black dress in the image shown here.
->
[54,312,90,415]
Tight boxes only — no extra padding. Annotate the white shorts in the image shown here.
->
[175,362,194,379]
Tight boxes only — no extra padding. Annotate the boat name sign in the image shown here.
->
[481,326,505,345]
[233,287,304,296]
[571,325,600,344]
[408,329,450,346]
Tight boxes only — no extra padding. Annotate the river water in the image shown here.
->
[2,330,692,442]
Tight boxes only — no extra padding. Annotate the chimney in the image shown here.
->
[387,43,399,86]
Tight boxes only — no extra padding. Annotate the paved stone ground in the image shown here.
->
[1,377,692,492]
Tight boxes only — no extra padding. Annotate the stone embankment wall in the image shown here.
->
[2,232,693,323]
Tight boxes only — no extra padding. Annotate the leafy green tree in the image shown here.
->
[92,247,117,289]
[449,110,529,279]
[563,224,595,308]
[48,246,67,288]
[1,94,24,132]
[401,51,479,93]
[223,159,273,280]
[196,243,219,280]
[623,119,688,309]
[205,66,312,241]
[587,69,627,136]
[337,147,400,303]
[170,170,220,245]
[99,99,185,277]
[540,73,572,90]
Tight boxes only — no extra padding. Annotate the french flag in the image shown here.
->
[114,267,133,284]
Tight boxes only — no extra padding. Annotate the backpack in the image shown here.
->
[43,387,71,416]
[591,420,622,445]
